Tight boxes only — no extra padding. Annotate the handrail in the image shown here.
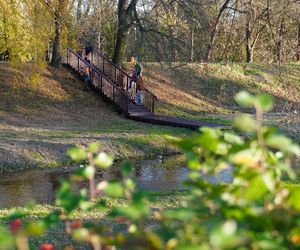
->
[92,49,158,100]
[70,47,157,113]
[68,48,129,97]
[93,49,132,79]
[67,48,130,113]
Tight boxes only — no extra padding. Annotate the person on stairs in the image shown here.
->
[135,75,144,105]
[85,45,93,63]
[128,56,143,103]
[79,66,91,90]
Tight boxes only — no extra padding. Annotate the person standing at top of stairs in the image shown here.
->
[129,56,143,104]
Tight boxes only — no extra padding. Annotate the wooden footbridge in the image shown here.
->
[65,48,221,130]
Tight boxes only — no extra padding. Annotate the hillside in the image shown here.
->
[0,62,189,172]
[142,62,300,137]
[1,61,299,172]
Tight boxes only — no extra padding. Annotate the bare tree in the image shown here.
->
[204,0,231,61]
[245,0,268,63]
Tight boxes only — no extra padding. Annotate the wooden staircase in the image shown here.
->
[65,48,222,130]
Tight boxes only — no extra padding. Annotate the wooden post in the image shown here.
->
[100,77,103,92]
[113,86,115,101]
[126,95,129,114]
[67,49,69,65]
[152,96,155,113]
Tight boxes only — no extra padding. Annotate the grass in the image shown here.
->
[140,62,300,137]
[0,192,186,249]
[0,62,192,172]
[1,61,300,171]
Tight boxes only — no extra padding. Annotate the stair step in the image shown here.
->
[129,111,153,116]
[129,106,149,111]
[129,109,152,113]
[129,104,148,109]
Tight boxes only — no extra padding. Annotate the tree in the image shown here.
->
[112,0,138,65]
[204,0,231,61]
[76,0,117,57]
[0,0,30,61]
[49,0,69,68]
[36,0,73,69]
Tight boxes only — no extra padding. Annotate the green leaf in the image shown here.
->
[110,194,150,221]
[288,189,300,210]
[256,94,273,112]
[68,147,87,161]
[83,166,95,179]
[266,135,291,150]
[94,153,113,168]
[287,144,300,157]
[197,128,222,153]
[210,220,238,248]
[266,135,300,156]
[234,91,255,107]
[72,228,90,242]
[0,227,14,250]
[104,181,124,197]
[125,179,135,191]
[235,114,256,132]
[25,221,46,236]
[244,176,268,201]
[88,142,100,153]
[224,132,244,145]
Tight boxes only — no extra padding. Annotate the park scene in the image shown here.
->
[0,0,300,249]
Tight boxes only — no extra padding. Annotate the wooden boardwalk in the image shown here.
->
[65,48,223,130]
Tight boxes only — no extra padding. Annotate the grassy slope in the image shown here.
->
[0,62,190,172]
[142,62,300,136]
[1,61,300,171]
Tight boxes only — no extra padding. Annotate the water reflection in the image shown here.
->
[0,155,189,208]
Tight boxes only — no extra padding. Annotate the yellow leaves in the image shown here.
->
[230,149,264,168]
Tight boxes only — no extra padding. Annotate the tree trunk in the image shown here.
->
[112,0,137,65]
[190,28,194,62]
[246,18,253,63]
[113,25,130,65]
[50,10,63,69]
[2,12,10,60]
[204,0,231,61]
[276,18,285,63]
[50,0,66,69]
[77,0,82,20]
[297,23,300,61]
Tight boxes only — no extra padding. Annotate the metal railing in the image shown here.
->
[85,49,157,113]
[66,48,129,114]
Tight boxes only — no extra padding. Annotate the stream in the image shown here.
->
[0,155,189,208]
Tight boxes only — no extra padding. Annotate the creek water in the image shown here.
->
[0,155,189,208]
